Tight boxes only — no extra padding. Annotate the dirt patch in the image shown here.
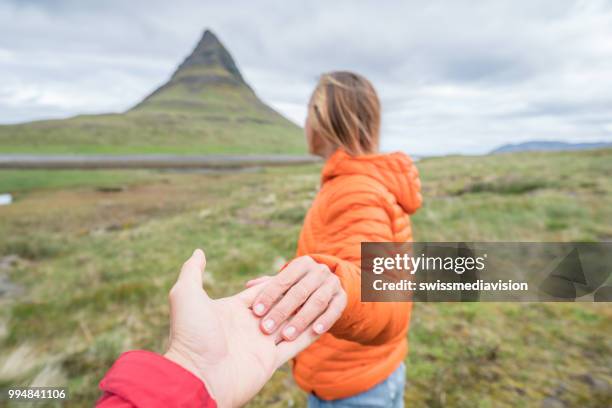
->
[453,177,553,196]
[0,255,24,298]
[96,186,126,193]
[0,180,207,237]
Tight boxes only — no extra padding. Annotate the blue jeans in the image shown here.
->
[307,363,406,408]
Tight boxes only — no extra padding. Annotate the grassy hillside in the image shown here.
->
[0,106,304,155]
[0,149,610,407]
[0,31,305,155]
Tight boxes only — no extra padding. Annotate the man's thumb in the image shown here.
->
[177,248,207,291]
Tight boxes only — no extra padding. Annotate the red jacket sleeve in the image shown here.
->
[96,350,216,408]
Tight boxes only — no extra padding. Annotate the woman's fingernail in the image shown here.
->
[314,323,325,334]
[253,303,265,315]
[263,319,275,332]
[283,326,296,338]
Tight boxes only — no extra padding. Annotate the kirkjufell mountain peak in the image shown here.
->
[0,29,305,154]
[175,29,247,85]
[134,29,255,110]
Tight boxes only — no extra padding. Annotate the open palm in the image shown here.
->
[165,250,318,408]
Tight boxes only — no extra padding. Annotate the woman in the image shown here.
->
[249,71,422,407]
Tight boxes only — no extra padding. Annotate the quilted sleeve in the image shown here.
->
[308,179,412,345]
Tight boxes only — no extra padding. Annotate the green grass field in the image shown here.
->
[0,149,610,407]
[0,107,305,155]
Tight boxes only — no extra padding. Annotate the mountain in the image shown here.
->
[132,30,260,113]
[0,30,305,155]
[491,141,612,154]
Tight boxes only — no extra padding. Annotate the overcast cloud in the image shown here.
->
[1,0,611,155]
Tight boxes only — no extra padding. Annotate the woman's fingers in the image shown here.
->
[280,278,336,340]
[235,280,270,305]
[260,269,327,334]
[245,275,272,288]
[249,256,344,338]
[272,321,290,345]
[275,328,320,368]
[251,257,314,317]
[312,291,347,335]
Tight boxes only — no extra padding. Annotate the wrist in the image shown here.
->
[164,347,213,388]
[164,346,227,406]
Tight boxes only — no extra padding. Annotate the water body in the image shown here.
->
[0,154,320,170]
[0,193,12,206]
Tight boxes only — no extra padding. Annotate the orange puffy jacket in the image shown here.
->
[293,148,422,400]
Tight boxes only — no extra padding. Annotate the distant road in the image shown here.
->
[0,154,321,169]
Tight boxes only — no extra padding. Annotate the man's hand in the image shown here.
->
[164,249,319,408]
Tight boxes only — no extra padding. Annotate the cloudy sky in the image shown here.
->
[1,0,611,155]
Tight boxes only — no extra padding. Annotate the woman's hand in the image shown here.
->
[248,256,347,340]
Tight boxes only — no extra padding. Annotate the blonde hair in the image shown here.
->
[308,71,381,156]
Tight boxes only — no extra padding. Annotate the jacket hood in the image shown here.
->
[321,148,422,214]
